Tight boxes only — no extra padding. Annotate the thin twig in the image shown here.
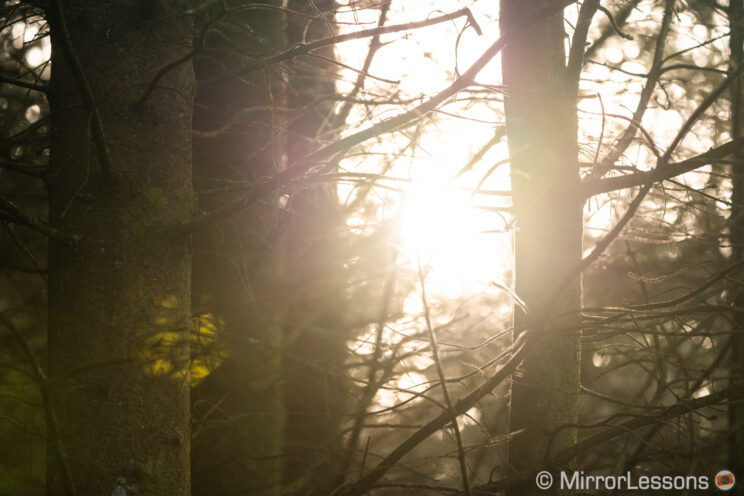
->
[583,137,744,197]
[0,159,47,178]
[566,0,600,90]
[50,0,114,184]
[452,128,506,180]
[418,260,471,496]
[597,5,634,40]
[332,1,391,128]
[202,8,482,88]
[471,384,744,494]
[585,0,641,60]
[337,333,531,496]
[0,74,47,93]
[0,263,47,274]
[0,314,76,496]
[136,14,214,109]
[599,0,674,171]
[0,196,64,239]
[183,0,576,233]
[335,264,397,488]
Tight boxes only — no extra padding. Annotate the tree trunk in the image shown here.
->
[280,1,348,492]
[190,1,345,493]
[500,1,582,490]
[729,0,744,481]
[189,3,288,494]
[46,2,194,494]
[189,0,341,493]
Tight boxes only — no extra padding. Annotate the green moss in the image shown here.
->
[142,186,169,213]
[138,456,173,495]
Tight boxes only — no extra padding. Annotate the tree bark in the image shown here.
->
[500,1,582,491]
[190,1,344,494]
[46,2,194,494]
[190,3,288,495]
[279,1,349,492]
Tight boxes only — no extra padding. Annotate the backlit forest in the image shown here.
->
[1,1,743,495]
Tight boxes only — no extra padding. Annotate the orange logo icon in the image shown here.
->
[715,470,735,491]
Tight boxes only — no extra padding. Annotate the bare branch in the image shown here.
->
[566,0,600,89]
[0,74,47,93]
[597,5,634,40]
[0,314,76,496]
[418,261,471,496]
[136,13,214,109]
[331,1,391,128]
[472,384,744,494]
[0,263,47,275]
[183,0,577,233]
[0,158,47,178]
[584,0,641,60]
[200,8,481,89]
[583,138,744,197]
[49,0,114,184]
[0,196,63,239]
[336,334,530,496]
[599,0,674,171]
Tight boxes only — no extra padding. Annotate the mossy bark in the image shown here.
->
[500,1,582,492]
[46,2,195,495]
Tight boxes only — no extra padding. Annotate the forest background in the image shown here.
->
[1,1,743,495]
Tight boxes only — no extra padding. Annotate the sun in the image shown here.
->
[333,1,519,299]
[397,176,509,296]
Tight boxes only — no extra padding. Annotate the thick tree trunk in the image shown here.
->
[190,1,345,493]
[46,2,194,495]
[729,0,744,480]
[280,1,348,492]
[500,1,582,490]
[189,3,288,495]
